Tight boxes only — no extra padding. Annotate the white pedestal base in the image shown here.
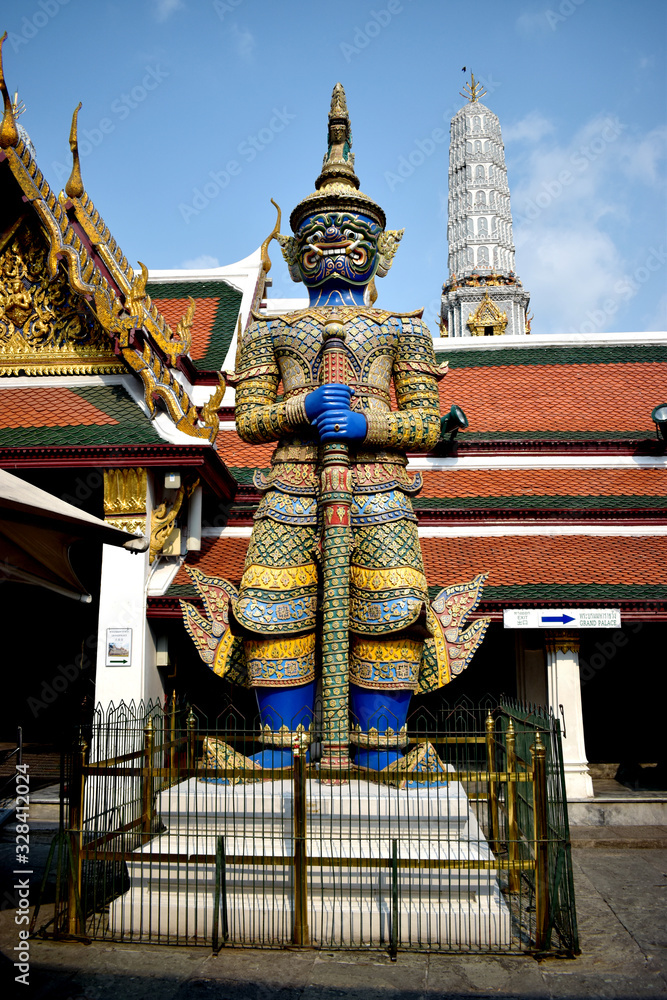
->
[108,775,511,948]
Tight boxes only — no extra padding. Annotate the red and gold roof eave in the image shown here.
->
[0,443,237,503]
[0,137,222,444]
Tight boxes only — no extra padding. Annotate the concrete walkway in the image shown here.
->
[1,848,665,998]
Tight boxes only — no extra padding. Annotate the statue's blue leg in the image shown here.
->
[350,684,412,770]
[250,681,317,767]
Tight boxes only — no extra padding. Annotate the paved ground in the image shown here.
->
[0,845,665,999]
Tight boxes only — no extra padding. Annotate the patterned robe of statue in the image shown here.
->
[233,305,441,706]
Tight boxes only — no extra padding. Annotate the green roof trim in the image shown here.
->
[147,279,243,371]
[0,384,163,448]
[456,430,650,441]
[428,583,667,601]
[228,467,267,485]
[414,495,667,510]
[436,345,667,369]
[168,582,199,599]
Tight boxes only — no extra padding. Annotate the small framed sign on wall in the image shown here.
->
[106,628,132,667]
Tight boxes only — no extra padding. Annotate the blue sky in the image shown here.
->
[3,0,666,336]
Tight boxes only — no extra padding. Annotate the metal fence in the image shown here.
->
[36,694,579,957]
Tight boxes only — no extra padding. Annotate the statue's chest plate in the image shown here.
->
[271,312,400,395]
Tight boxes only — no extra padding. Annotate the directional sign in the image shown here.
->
[503,609,621,629]
[106,627,133,667]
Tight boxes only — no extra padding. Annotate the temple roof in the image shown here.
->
[0,81,242,444]
[147,279,242,373]
[0,381,163,448]
[156,531,667,610]
[435,343,667,442]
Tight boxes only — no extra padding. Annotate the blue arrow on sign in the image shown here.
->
[541,614,576,624]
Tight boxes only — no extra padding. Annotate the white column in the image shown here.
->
[545,634,594,799]
[94,471,162,711]
[94,543,162,709]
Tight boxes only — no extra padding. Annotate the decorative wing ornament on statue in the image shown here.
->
[418,572,491,694]
[179,567,248,687]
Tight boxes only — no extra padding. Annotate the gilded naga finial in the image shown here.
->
[0,33,19,150]
[65,102,84,199]
[459,71,487,104]
[260,198,282,275]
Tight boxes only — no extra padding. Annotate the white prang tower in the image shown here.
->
[441,74,530,337]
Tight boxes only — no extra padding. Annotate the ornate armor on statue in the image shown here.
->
[181,84,490,773]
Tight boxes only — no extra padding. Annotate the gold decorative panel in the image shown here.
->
[466,292,508,337]
[0,218,124,375]
[103,467,147,535]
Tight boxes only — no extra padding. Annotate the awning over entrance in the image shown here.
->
[0,469,148,602]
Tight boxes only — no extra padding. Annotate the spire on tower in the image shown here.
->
[459,71,487,104]
[441,87,531,336]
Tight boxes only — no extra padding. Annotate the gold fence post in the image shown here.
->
[169,690,177,781]
[141,717,154,843]
[67,737,87,936]
[532,732,549,950]
[505,721,520,892]
[292,733,310,946]
[186,708,197,774]
[485,712,499,853]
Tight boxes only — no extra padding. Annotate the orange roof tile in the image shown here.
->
[421,535,667,587]
[0,387,119,429]
[173,536,249,588]
[170,533,666,596]
[153,297,218,362]
[418,468,667,499]
[216,433,276,468]
[440,362,667,434]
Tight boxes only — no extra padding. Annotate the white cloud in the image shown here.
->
[645,292,667,332]
[502,111,667,334]
[503,111,555,145]
[618,126,667,185]
[518,226,627,334]
[232,24,255,60]
[154,0,184,21]
[515,10,551,38]
[180,254,220,270]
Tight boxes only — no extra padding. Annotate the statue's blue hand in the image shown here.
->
[304,384,353,422]
[313,408,367,443]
